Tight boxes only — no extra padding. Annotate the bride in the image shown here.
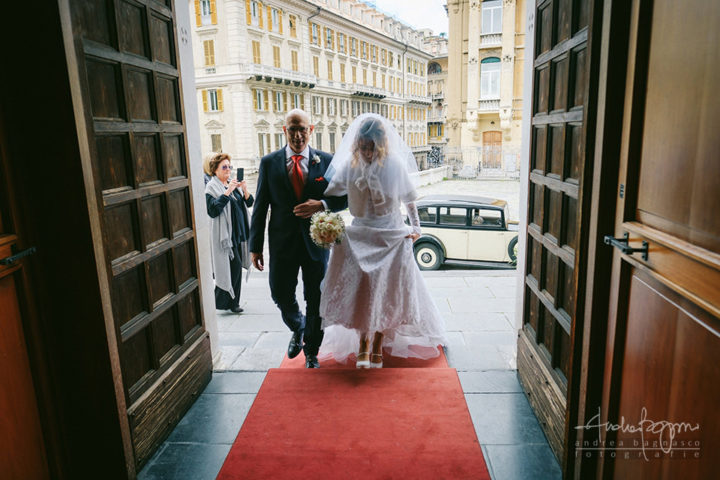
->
[319,114,446,368]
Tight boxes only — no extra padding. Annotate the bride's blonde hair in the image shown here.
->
[351,118,388,168]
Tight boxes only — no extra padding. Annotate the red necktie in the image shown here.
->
[290,154,305,201]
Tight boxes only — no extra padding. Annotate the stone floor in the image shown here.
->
[139,267,561,480]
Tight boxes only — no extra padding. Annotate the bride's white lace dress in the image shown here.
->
[319,156,446,362]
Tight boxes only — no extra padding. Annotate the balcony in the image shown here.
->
[432,92,444,101]
[240,64,317,88]
[407,94,432,105]
[427,113,445,123]
[350,83,386,99]
[480,33,502,47]
[478,98,500,112]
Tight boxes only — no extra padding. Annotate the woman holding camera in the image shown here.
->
[205,153,253,313]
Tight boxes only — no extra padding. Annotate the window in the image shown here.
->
[289,14,297,37]
[361,41,368,60]
[350,37,358,57]
[480,57,501,99]
[325,27,334,50]
[211,133,222,152]
[310,22,320,45]
[372,71,376,87]
[291,93,302,109]
[271,8,281,33]
[417,207,437,224]
[274,133,284,150]
[205,88,222,111]
[252,89,269,111]
[351,100,359,116]
[203,40,215,66]
[381,48,387,65]
[471,208,503,228]
[249,0,260,27]
[273,91,285,112]
[352,66,357,83]
[439,207,468,226]
[313,56,319,76]
[482,0,503,34]
[327,60,333,80]
[329,132,336,152]
[315,132,323,150]
[388,51,394,68]
[340,63,346,82]
[363,69,367,85]
[312,96,323,115]
[291,50,298,71]
[252,41,261,64]
[340,99,348,116]
[258,133,271,156]
[338,33,346,53]
[328,98,336,116]
[200,0,213,25]
[371,46,377,63]
[381,74,385,89]
[273,46,281,68]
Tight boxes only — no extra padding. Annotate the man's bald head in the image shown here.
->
[283,109,314,154]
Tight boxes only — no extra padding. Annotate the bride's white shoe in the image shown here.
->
[370,353,383,368]
[356,351,370,368]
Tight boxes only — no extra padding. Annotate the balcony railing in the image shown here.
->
[406,94,432,105]
[478,98,500,111]
[427,114,445,123]
[432,92,444,100]
[240,64,317,87]
[350,83,386,99]
[480,33,502,46]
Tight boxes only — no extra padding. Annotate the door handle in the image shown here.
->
[0,246,37,265]
[603,233,648,260]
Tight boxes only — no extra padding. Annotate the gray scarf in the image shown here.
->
[205,176,235,299]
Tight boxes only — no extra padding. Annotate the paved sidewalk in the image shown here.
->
[139,267,561,480]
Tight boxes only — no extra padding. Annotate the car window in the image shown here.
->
[439,207,468,226]
[417,206,437,223]
[471,208,503,227]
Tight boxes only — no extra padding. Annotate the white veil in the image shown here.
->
[325,114,418,216]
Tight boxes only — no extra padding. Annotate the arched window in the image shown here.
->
[480,57,500,99]
[428,62,442,74]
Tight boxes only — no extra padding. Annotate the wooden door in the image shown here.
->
[0,195,49,479]
[598,0,720,477]
[518,0,596,463]
[60,0,212,470]
[481,131,502,169]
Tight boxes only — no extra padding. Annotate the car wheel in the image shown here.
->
[414,243,443,270]
[508,236,519,263]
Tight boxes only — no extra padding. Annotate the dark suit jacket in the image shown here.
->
[249,146,347,263]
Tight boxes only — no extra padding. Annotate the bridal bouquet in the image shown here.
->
[310,210,345,248]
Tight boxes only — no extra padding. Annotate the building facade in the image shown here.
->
[424,34,448,169]
[445,0,525,174]
[191,0,433,170]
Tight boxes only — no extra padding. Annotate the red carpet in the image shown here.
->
[217,368,490,480]
[279,348,449,369]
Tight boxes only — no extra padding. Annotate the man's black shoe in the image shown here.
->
[230,306,243,313]
[288,330,303,359]
[305,354,319,368]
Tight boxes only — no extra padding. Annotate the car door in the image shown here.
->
[436,206,469,260]
[467,207,507,261]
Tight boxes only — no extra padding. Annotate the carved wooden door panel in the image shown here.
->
[598,0,720,477]
[60,0,211,470]
[518,0,594,463]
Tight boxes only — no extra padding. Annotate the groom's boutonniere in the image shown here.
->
[312,154,321,165]
[315,176,325,182]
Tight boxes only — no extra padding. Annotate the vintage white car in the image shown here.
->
[412,195,519,270]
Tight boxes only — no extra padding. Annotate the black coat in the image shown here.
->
[249,147,347,262]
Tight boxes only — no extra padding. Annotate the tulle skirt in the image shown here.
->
[319,214,446,363]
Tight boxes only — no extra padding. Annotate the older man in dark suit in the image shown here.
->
[249,109,347,368]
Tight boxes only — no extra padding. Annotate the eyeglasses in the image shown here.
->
[287,127,309,134]
[220,165,232,170]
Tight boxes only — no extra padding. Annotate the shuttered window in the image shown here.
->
[289,15,297,37]
[203,40,215,66]
[327,60,333,80]
[273,46,281,68]
[291,50,298,71]
[252,41,261,64]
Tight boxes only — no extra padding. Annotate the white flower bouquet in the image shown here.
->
[309,210,345,248]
